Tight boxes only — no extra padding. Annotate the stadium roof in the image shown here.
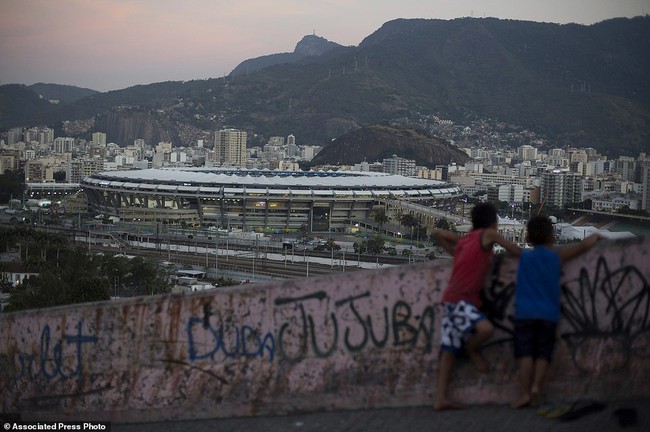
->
[86,168,449,190]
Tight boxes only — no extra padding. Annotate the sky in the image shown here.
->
[1,0,647,92]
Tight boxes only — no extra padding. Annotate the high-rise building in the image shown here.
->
[540,169,583,208]
[134,139,146,151]
[24,128,39,142]
[152,141,173,167]
[7,128,23,145]
[615,156,636,182]
[67,159,105,183]
[0,154,15,175]
[53,137,75,153]
[214,129,247,167]
[39,128,55,145]
[383,154,416,177]
[517,145,538,161]
[92,132,107,146]
[640,156,650,211]
[25,158,69,183]
[465,162,484,173]
[301,146,318,161]
[286,134,299,157]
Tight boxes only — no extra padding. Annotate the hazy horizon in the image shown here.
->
[1,0,647,92]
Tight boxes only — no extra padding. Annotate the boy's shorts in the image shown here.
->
[440,300,486,355]
[513,319,557,361]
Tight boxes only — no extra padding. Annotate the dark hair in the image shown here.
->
[527,215,554,246]
[471,203,497,229]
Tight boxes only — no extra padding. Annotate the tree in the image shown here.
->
[126,256,171,295]
[3,235,171,312]
[299,223,308,240]
[353,241,367,254]
[365,235,385,255]
[399,213,419,238]
[0,170,23,204]
[65,277,110,304]
[373,208,389,232]
[53,171,67,182]
[323,239,341,251]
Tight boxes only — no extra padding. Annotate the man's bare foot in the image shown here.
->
[434,398,466,411]
[468,350,490,373]
[511,393,532,409]
[530,389,543,407]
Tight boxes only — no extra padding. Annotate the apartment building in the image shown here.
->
[640,157,650,211]
[67,159,105,183]
[53,137,75,153]
[517,144,538,161]
[0,154,16,175]
[214,129,247,167]
[92,132,107,146]
[540,169,583,208]
[383,155,416,177]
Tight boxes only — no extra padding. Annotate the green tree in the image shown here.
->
[365,235,385,255]
[126,256,171,295]
[3,235,170,312]
[373,207,389,232]
[0,170,23,204]
[53,171,67,182]
[323,239,341,251]
[399,213,419,238]
[64,277,110,304]
[353,241,367,254]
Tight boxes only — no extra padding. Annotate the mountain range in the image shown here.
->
[1,16,649,160]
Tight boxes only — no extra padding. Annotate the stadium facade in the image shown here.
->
[82,168,461,232]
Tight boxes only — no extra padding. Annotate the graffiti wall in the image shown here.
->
[1,237,649,422]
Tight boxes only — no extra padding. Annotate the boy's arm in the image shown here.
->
[556,233,601,264]
[432,229,458,255]
[483,228,522,256]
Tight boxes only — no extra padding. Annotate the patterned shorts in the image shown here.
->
[440,300,486,355]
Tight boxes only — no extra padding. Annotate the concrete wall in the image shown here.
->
[2,236,649,422]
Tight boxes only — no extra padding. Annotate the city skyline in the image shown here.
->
[1,0,647,92]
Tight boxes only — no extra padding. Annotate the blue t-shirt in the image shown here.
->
[515,246,562,322]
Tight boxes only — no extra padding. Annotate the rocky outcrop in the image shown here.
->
[311,124,469,167]
[230,34,342,76]
[94,110,177,146]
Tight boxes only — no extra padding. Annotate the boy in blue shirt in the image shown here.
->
[511,215,600,409]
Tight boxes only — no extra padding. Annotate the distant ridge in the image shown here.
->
[29,83,99,104]
[229,34,343,76]
[1,17,649,159]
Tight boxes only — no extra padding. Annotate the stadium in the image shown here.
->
[82,168,462,232]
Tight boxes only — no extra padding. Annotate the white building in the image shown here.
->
[383,155,416,177]
[517,145,538,161]
[540,169,583,208]
[53,137,75,154]
[214,129,247,167]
